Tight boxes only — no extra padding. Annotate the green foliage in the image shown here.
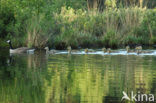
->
[53,7,150,48]
[105,0,117,9]
[0,0,15,38]
[102,30,118,47]
[0,0,156,48]
[26,13,55,49]
[123,35,141,45]
[0,39,9,48]
[134,9,156,45]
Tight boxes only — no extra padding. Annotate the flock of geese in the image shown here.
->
[7,40,154,55]
[45,45,153,55]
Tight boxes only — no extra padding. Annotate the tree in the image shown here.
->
[87,0,106,11]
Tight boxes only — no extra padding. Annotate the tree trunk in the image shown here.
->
[87,0,105,12]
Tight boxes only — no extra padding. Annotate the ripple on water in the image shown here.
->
[0,52,156,103]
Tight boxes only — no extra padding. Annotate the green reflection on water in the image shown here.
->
[0,50,156,103]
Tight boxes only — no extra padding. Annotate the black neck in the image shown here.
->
[9,42,13,49]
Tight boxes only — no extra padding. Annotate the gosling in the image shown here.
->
[102,48,107,53]
[135,46,142,54]
[85,48,89,53]
[107,48,111,54]
[44,47,57,54]
[67,46,72,54]
[126,46,131,53]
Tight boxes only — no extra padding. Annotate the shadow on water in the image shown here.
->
[0,49,156,103]
[0,50,49,103]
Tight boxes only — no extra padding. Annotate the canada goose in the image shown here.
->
[107,48,111,54]
[7,40,35,53]
[44,47,57,54]
[67,46,72,54]
[102,48,107,53]
[135,46,142,54]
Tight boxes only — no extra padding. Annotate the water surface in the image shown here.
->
[0,50,156,103]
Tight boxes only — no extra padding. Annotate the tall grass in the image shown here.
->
[19,6,156,49]
[52,6,154,49]
[26,14,54,49]
[1,0,156,49]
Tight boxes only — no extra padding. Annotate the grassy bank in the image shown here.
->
[0,1,156,49]
[51,7,156,49]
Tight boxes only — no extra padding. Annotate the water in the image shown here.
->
[0,50,156,103]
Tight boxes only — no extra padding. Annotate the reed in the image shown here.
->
[53,6,152,48]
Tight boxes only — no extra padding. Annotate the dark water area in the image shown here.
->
[0,49,156,103]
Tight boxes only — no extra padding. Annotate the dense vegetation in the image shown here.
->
[0,0,156,49]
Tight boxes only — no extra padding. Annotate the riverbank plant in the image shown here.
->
[52,6,155,49]
[0,0,156,49]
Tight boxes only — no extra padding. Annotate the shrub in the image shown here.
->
[53,7,146,48]
[26,14,54,49]
[135,9,156,45]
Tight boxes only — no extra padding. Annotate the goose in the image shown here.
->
[67,46,72,54]
[107,48,111,54]
[126,46,130,53]
[44,47,57,54]
[102,48,107,53]
[7,40,35,54]
[85,48,89,53]
[135,46,142,54]
[135,46,154,54]
[125,46,134,53]
[66,46,80,54]
[84,48,95,54]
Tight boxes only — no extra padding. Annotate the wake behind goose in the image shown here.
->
[52,50,156,56]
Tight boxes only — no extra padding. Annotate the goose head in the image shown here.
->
[6,40,13,49]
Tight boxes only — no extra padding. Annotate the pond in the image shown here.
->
[0,49,156,103]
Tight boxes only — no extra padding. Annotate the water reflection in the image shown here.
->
[0,50,48,103]
[0,50,156,103]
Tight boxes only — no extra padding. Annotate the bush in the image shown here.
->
[135,9,156,45]
[101,30,118,48]
[1,1,156,49]
[0,39,9,48]
[52,6,146,48]
[26,14,54,49]
[0,1,15,38]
